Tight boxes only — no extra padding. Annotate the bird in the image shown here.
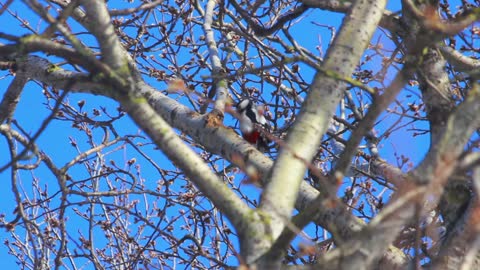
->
[236,99,270,151]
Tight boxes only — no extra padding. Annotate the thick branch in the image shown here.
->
[118,94,255,235]
[320,83,480,269]
[80,0,126,69]
[258,0,387,251]
[0,75,28,123]
[440,46,480,72]
[13,55,407,267]
[203,0,228,113]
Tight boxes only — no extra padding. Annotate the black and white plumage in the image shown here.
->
[236,99,270,151]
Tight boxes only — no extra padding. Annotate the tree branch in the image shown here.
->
[79,0,128,70]
[118,93,255,237]
[257,0,387,254]
[229,1,309,37]
[322,83,480,269]
[0,75,28,123]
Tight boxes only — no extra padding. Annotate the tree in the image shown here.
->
[0,0,479,269]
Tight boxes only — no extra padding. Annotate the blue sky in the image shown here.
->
[0,0,447,268]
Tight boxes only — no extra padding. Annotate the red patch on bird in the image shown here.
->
[242,131,261,144]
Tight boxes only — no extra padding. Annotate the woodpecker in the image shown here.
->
[236,99,270,151]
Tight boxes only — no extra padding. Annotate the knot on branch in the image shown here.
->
[205,109,224,128]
